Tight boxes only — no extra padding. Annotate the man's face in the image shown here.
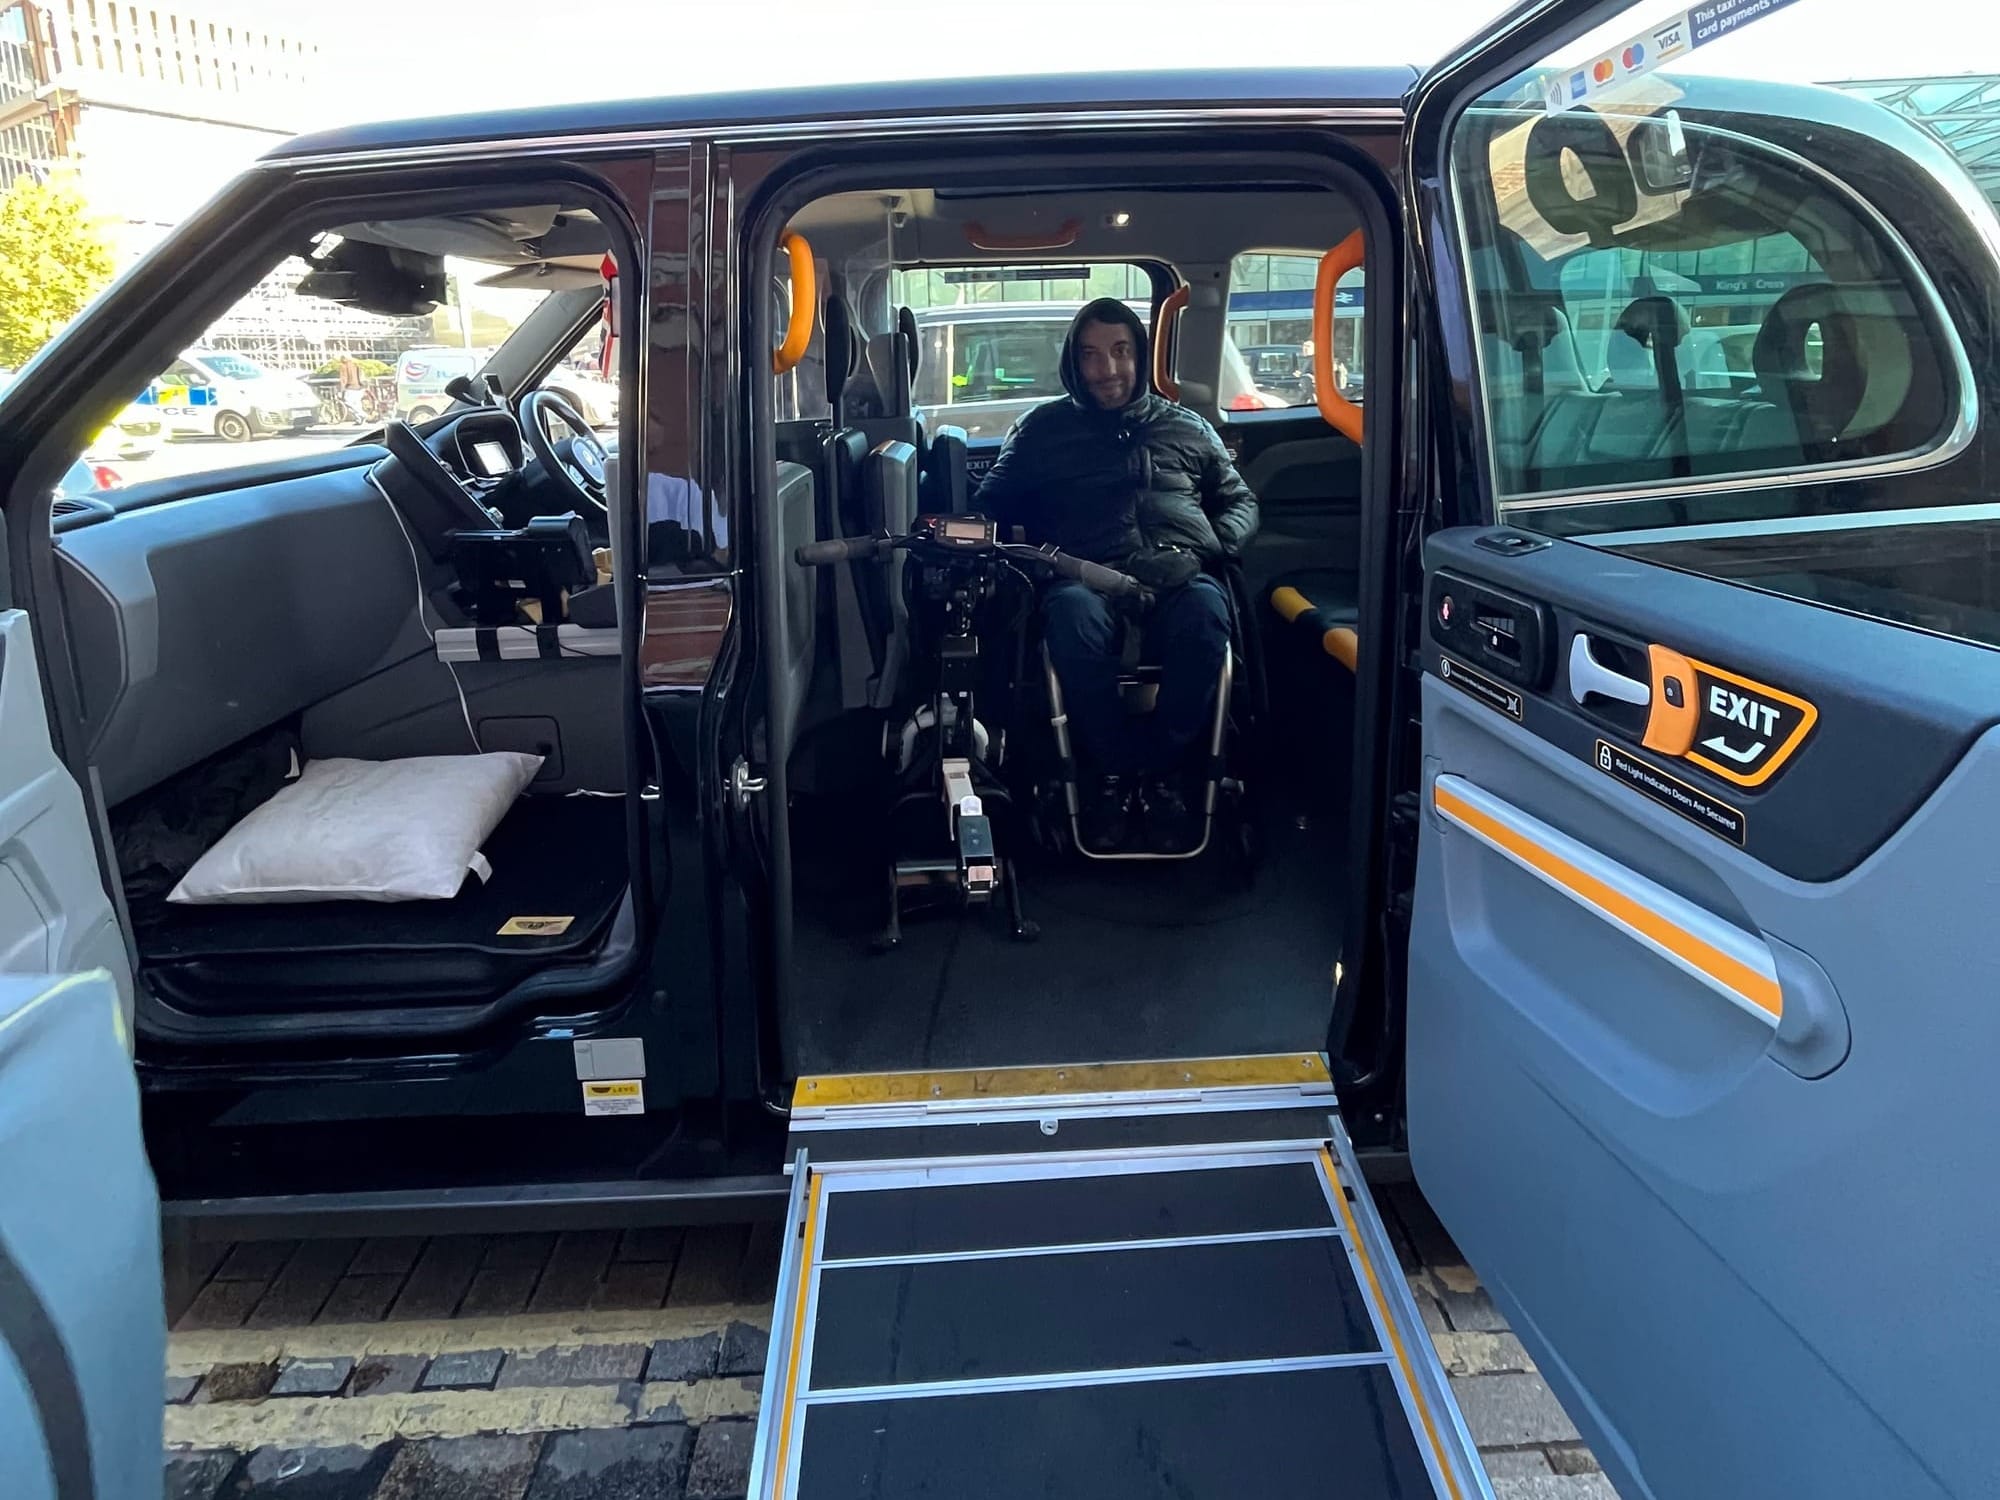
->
[1077,318,1138,410]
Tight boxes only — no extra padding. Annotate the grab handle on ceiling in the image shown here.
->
[962,218,1082,251]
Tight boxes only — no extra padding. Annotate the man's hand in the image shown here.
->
[1124,546,1201,593]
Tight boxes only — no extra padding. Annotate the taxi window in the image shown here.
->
[1225,251,1364,411]
[1453,96,1964,525]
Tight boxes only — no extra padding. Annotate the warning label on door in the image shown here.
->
[1594,740,1746,847]
[582,1079,645,1116]
[1438,655,1524,722]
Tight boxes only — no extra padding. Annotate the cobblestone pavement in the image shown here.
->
[163,1189,1623,1498]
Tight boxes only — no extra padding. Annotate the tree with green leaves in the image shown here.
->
[0,172,116,369]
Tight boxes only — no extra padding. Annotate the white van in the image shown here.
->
[145,349,318,442]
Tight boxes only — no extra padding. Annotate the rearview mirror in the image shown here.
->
[1627,110,1693,196]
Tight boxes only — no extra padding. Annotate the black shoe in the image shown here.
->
[1079,774,1135,854]
[1143,775,1199,854]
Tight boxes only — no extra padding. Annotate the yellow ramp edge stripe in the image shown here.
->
[794,1053,1329,1109]
[1319,1147,1464,1500]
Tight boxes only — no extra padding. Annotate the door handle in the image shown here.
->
[1569,634,1651,707]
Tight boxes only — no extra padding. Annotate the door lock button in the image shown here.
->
[1664,676,1685,708]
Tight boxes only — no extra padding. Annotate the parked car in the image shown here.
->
[140,348,318,441]
[1241,343,1316,404]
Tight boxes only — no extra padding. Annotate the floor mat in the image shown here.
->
[131,795,629,1013]
[787,799,1345,1075]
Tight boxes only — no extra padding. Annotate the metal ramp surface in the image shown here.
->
[746,1055,1493,1500]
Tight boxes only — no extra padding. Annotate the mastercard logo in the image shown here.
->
[1623,42,1647,69]
[1592,58,1615,84]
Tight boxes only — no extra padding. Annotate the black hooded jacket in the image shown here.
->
[973,298,1260,569]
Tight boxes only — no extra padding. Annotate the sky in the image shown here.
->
[301,0,2000,133]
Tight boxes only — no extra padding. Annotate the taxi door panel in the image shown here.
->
[1409,528,2000,1500]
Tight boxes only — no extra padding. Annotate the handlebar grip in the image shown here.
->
[795,534,886,567]
[1050,551,1140,597]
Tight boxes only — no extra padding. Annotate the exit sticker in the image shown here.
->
[1681,661,1817,788]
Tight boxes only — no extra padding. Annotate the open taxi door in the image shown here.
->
[1399,2,2000,1496]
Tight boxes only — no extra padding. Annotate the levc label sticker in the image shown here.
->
[582,1079,644,1117]
[499,915,575,937]
[1595,740,1746,847]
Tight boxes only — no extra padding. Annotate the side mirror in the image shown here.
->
[1627,110,1693,196]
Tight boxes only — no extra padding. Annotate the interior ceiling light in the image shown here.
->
[1107,211,1132,228]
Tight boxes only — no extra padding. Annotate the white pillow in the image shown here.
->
[167,753,543,905]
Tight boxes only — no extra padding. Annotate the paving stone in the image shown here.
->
[592,1260,672,1311]
[270,1356,356,1397]
[1412,1283,1452,1339]
[1547,1445,1603,1476]
[374,1435,545,1500]
[1452,1374,1581,1448]
[1482,1450,1557,1479]
[529,1230,620,1312]
[668,1225,747,1307]
[496,1342,648,1389]
[177,1278,270,1331]
[525,1424,694,1500]
[243,1240,360,1328]
[230,1443,391,1497]
[460,1265,541,1318]
[165,1449,239,1500]
[420,1347,505,1390]
[647,1332,720,1383]
[196,1361,279,1402]
[347,1353,427,1398]
[346,1237,425,1276]
[315,1274,403,1325]
[686,1420,754,1500]
[215,1241,298,1282]
[736,1222,783,1301]
[1435,1331,1535,1377]
[389,1236,487,1320]
[482,1232,559,1270]
[1441,1286,1511,1333]
[165,1373,203,1404]
[615,1227,684,1264]
[166,1236,231,1326]
[1493,1477,1622,1500]
[716,1321,769,1378]
[1433,1262,1484,1295]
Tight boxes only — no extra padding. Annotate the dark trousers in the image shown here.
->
[1043,574,1230,776]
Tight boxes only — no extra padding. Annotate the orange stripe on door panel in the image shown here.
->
[1433,777,1782,1023]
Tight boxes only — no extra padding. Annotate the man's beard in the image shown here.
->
[1090,378,1132,409]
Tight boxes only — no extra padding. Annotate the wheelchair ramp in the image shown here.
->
[747,1055,1492,1500]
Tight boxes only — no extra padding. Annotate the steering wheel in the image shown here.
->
[518,388,609,517]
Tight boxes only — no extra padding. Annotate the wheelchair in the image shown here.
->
[1029,564,1262,874]
[795,513,1146,948]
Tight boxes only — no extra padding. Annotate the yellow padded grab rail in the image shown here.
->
[773,231,815,375]
[1314,230,1365,443]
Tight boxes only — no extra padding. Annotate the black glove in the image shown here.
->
[1124,546,1201,593]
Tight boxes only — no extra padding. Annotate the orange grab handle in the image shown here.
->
[773,232,815,375]
[1153,285,1190,400]
[1314,230,1365,444]
[962,218,1081,251]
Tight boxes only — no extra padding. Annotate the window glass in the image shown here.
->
[1224,251,1364,412]
[96,226,568,493]
[1453,16,1965,527]
[890,263,1151,440]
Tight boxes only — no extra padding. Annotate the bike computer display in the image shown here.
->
[928,514,996,547]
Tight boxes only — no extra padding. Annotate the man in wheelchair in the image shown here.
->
[976,297,1260,854]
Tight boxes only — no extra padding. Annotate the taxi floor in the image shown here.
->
[160,1190,1622,1499]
